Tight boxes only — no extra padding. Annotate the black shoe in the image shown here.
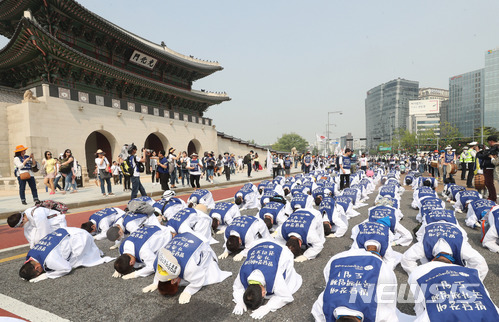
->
[22,201,27,205]
[34,199,40,203]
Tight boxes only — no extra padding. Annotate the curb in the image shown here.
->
[0,174,275,220]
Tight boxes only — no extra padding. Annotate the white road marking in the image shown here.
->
[0,244,29,254]
[0,293,70,322]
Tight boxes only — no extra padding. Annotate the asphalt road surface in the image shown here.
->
[0,180,498,322]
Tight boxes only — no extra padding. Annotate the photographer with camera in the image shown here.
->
[477,135,499,202]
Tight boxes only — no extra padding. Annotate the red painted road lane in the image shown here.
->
[0,308,28,321]
[0,183,253,251]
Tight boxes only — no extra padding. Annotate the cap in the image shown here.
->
[191,153,198,157]
[463,146,468,150]
[468,141,478,146]
[445,145,452,150]
[155,249,181,282]
[96,149,104,154]
[162,190,176,200]
[364,240,381,252]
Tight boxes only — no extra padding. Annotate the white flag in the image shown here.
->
[266,149,272,175]
[316,134,326,142]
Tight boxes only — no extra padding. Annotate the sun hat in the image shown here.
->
[14,145,28,153]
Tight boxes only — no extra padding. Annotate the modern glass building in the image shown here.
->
[365,78,419,150]
[484,48,499,131]
[448,69,484,137]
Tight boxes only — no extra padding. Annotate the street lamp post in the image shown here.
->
[327,111,343,156]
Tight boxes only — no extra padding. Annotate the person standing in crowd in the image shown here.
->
[111,161,120,185]
[223,152,231,181]
[441,146,455,182]
[42,151,57,195]
[253,153,260,172]
[338,148,353,190]
[53,153,64,193]
[244,150,254,178]
[118,154,131,192]
[215,154,223,177]
[237,155,244,173]
[156,150,170,191]
[179,151,190,187]
[284,155,292,177]
[271,152,279,179]
[205,152,215,183]
[303,151,312,174]
[95,149,113,197]
[128,144,147,199]
[14,145,39,205]
[187,153,203,189]
[59,149,77,194]
[230,153,236,175]
[479,135,499,202]
[359,153,368,172]
[167,148,179,189]
[149,151,159,186]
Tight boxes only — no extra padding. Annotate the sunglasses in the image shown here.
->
[47,154,52,156]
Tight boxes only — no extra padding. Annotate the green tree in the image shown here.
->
[272,133,308,152]
[474,126,498,141]
[440,121,462,147]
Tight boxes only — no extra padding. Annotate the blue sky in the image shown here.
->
[1,0,498,145]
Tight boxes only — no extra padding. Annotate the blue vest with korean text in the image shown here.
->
[417,265,499,321]
[122,213,149,234]
[260,191,279,207]
[492,208,499,235]
[449,185,466,200]
[379,185,397,199]
[320,197,335,223]
[457,190,481,208]
[335,196,352,213]
[168,208,197,233]
[27,228,69,269]
[418,187,436,200]
[239,242,283,295]
[291,192,310,209]
[291,185,307,196]
[258,180,271,191]
[368,206,396,233]
[356,222,390,257]
[190,189,209,202]
[225,215,258,246]
[259,202,285,221]
[235,187,253,201]
[18,155,32,170]
[312,187,325,200]
[472,199,496,221]
[423,223,464,265]
[263,183,278,193]
[323,255,381,322]
[209,202,234,225]
[153,198,184,214]
[190,159,200,172]
[426,209,457,225]
[420,197,445,219]
[119,225,161,263]
[242,183,254,191]
[302,181,314,192]
[342,188,358,204]
[90,208,119,229]
[341,156,351,169]
[281,211,314,244]
[304,156,311,164]
[163,232,203,279]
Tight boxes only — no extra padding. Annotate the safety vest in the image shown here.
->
[464,149,473,163]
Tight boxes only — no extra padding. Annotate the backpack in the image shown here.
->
[121,160,133,176]
[128,156,144,174]
[243,154,251,164]
[269,195,286,205]
[35,200,69,214]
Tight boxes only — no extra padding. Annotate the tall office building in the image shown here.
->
[365,78,419,150]
[484,48,499,130]
[419,88,449,100]
[448,69,484,137]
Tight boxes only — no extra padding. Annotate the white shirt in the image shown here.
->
[232,239,302,317]
[187,190,215,209]
[275,211,326,260]
[311,249,398,322]
[235,190,261,210]
[24,207,67,248]
[122,226,172,278]
[156,198,187,220]
[167,208,215,244]
[482,206,499,253]
[210,203,241,228]
[94,157,109,170]
[34,227,112,279]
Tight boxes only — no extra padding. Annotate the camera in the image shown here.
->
[483,145,499,157]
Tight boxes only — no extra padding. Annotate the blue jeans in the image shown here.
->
[100,177,112,194]
[206,168,214,179]
[54,175,63,190]
[64,173,74,191]
[131,176,146,199]
[170,168,177,185]
[181,169,190,186]
[18,176,38,202]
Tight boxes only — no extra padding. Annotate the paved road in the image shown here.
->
[0,176,498,322]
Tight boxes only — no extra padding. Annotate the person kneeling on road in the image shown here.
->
[142,232,232,304]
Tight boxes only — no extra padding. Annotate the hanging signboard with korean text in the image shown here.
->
[129,50,157,70]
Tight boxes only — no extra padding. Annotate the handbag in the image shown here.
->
[99,168,112,179]
[19,172,31,180]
